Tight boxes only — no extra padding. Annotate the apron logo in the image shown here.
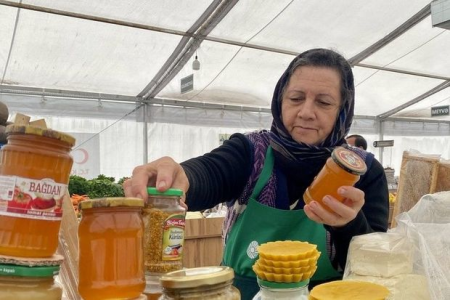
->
[247,241,259,259]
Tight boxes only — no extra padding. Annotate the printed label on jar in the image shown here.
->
[161,214,185,261]
[0,175,67,220]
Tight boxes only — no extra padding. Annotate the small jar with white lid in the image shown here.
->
[0,263,62,300]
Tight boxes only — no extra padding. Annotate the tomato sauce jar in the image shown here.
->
[303,146,367,212]
[0,124,75,258]
[78,197,146,300]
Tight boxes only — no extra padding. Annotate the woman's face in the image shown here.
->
[281,66,342,146]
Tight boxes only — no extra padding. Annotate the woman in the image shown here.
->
[124,48,389,299]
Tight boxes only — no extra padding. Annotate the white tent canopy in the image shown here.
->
[1,0,449,178]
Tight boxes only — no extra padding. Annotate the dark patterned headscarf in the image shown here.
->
[269,48,355,161]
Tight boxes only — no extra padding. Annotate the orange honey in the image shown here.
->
[78,198,145,300]
[303,147,366,212]
[0,126,75,257]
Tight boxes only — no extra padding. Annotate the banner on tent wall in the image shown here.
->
[70,133,100,180]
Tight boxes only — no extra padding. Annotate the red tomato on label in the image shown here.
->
[10,187,32,209]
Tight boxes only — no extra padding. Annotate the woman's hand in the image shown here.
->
[123,157,189,206]
[303,186,365,227]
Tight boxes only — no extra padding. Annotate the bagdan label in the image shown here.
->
[0,176,67,220]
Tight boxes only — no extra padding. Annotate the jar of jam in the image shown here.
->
[143,187,186,274]
[78,197,146,300]
[0,124,75,258]
[303,146,367,212]
[0,263,63,300]
[159,266,240,300]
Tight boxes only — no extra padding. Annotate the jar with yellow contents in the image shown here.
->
[0,263,63,300]
[78,197,146,300]
[159,266,240,300]
[143,187,186,300]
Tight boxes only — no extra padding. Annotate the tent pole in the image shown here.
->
[143,103,148,164]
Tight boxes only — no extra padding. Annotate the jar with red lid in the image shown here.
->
[78,197,146,300]
[0,124,75,258]
[303,146,367,212]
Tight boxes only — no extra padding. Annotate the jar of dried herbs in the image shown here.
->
[143,187,186,274]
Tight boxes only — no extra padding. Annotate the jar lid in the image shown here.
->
[79,197,144,210]
[257,277,310,289]
[160,266,234,289]
[6,124,76,147]
[0,264,60,277]
[147,187,183,197]
[331,147,367,175]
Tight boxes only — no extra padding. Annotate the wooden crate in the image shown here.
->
[182,217,224,268]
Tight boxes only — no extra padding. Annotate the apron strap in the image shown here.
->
[249,146,274,201]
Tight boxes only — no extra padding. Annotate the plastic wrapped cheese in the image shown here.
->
[346,274,430,300]
[347,232,413,277]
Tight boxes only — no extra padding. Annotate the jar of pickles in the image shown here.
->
[143,187,186,274]
[0,263,63,300]
[0,124,75,258]
[159,266,240,300]
[303,146,367,212]
[78,197,145,300]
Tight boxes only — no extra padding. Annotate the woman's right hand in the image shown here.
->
[123,157,190,203]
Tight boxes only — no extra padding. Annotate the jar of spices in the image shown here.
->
[253,278,309,300]
[303,146,367,212]
[159,266,240,300]
[0,124,75,258]
[143,187,186,274]
[0,263,63,300]
[78,197,145,300]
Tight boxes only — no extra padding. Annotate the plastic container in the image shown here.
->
[0,263,62,300]
[253,278,309,300]
[0,125,75,258]
[303,146,367,212]
[159,266,240,300]
[143,187,186,274]
[78,197,146,300]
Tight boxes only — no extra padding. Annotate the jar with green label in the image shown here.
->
[0,263,62,300]
[143,187,186,275]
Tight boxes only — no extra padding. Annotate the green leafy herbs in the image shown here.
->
[68,174,128,198]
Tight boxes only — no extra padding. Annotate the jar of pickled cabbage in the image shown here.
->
[159,266,240,300]
[0,263,62,300]
[0,124,75,258]
[78,197,146,300]
[143,187,186,274]
[303,146,366,212]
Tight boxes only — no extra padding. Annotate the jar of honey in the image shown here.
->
[159,266,240,300]
[0,124,75,258]
[0,263,63,300]
[143,187,186,274]
[78,197,146,300]
[303,146,367,212]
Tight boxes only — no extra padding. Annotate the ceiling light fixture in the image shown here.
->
[192,52,200,71]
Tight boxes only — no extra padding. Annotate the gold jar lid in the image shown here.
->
[331,146,367,175]
[160,266,234,289]
[80,197,144,210]
[6,124,76,147]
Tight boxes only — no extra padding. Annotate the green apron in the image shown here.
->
[222,146,342,300]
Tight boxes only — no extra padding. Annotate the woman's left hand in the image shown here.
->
[304,186,365,227]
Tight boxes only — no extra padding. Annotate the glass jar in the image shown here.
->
[0,125,75,258]
[303,146,367,212]
[143,272,164,300]
[0,263,62,300]
[78,197,146,300]
[159,266,240,300]
[253,278,309,300]
[143,187,186,274]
